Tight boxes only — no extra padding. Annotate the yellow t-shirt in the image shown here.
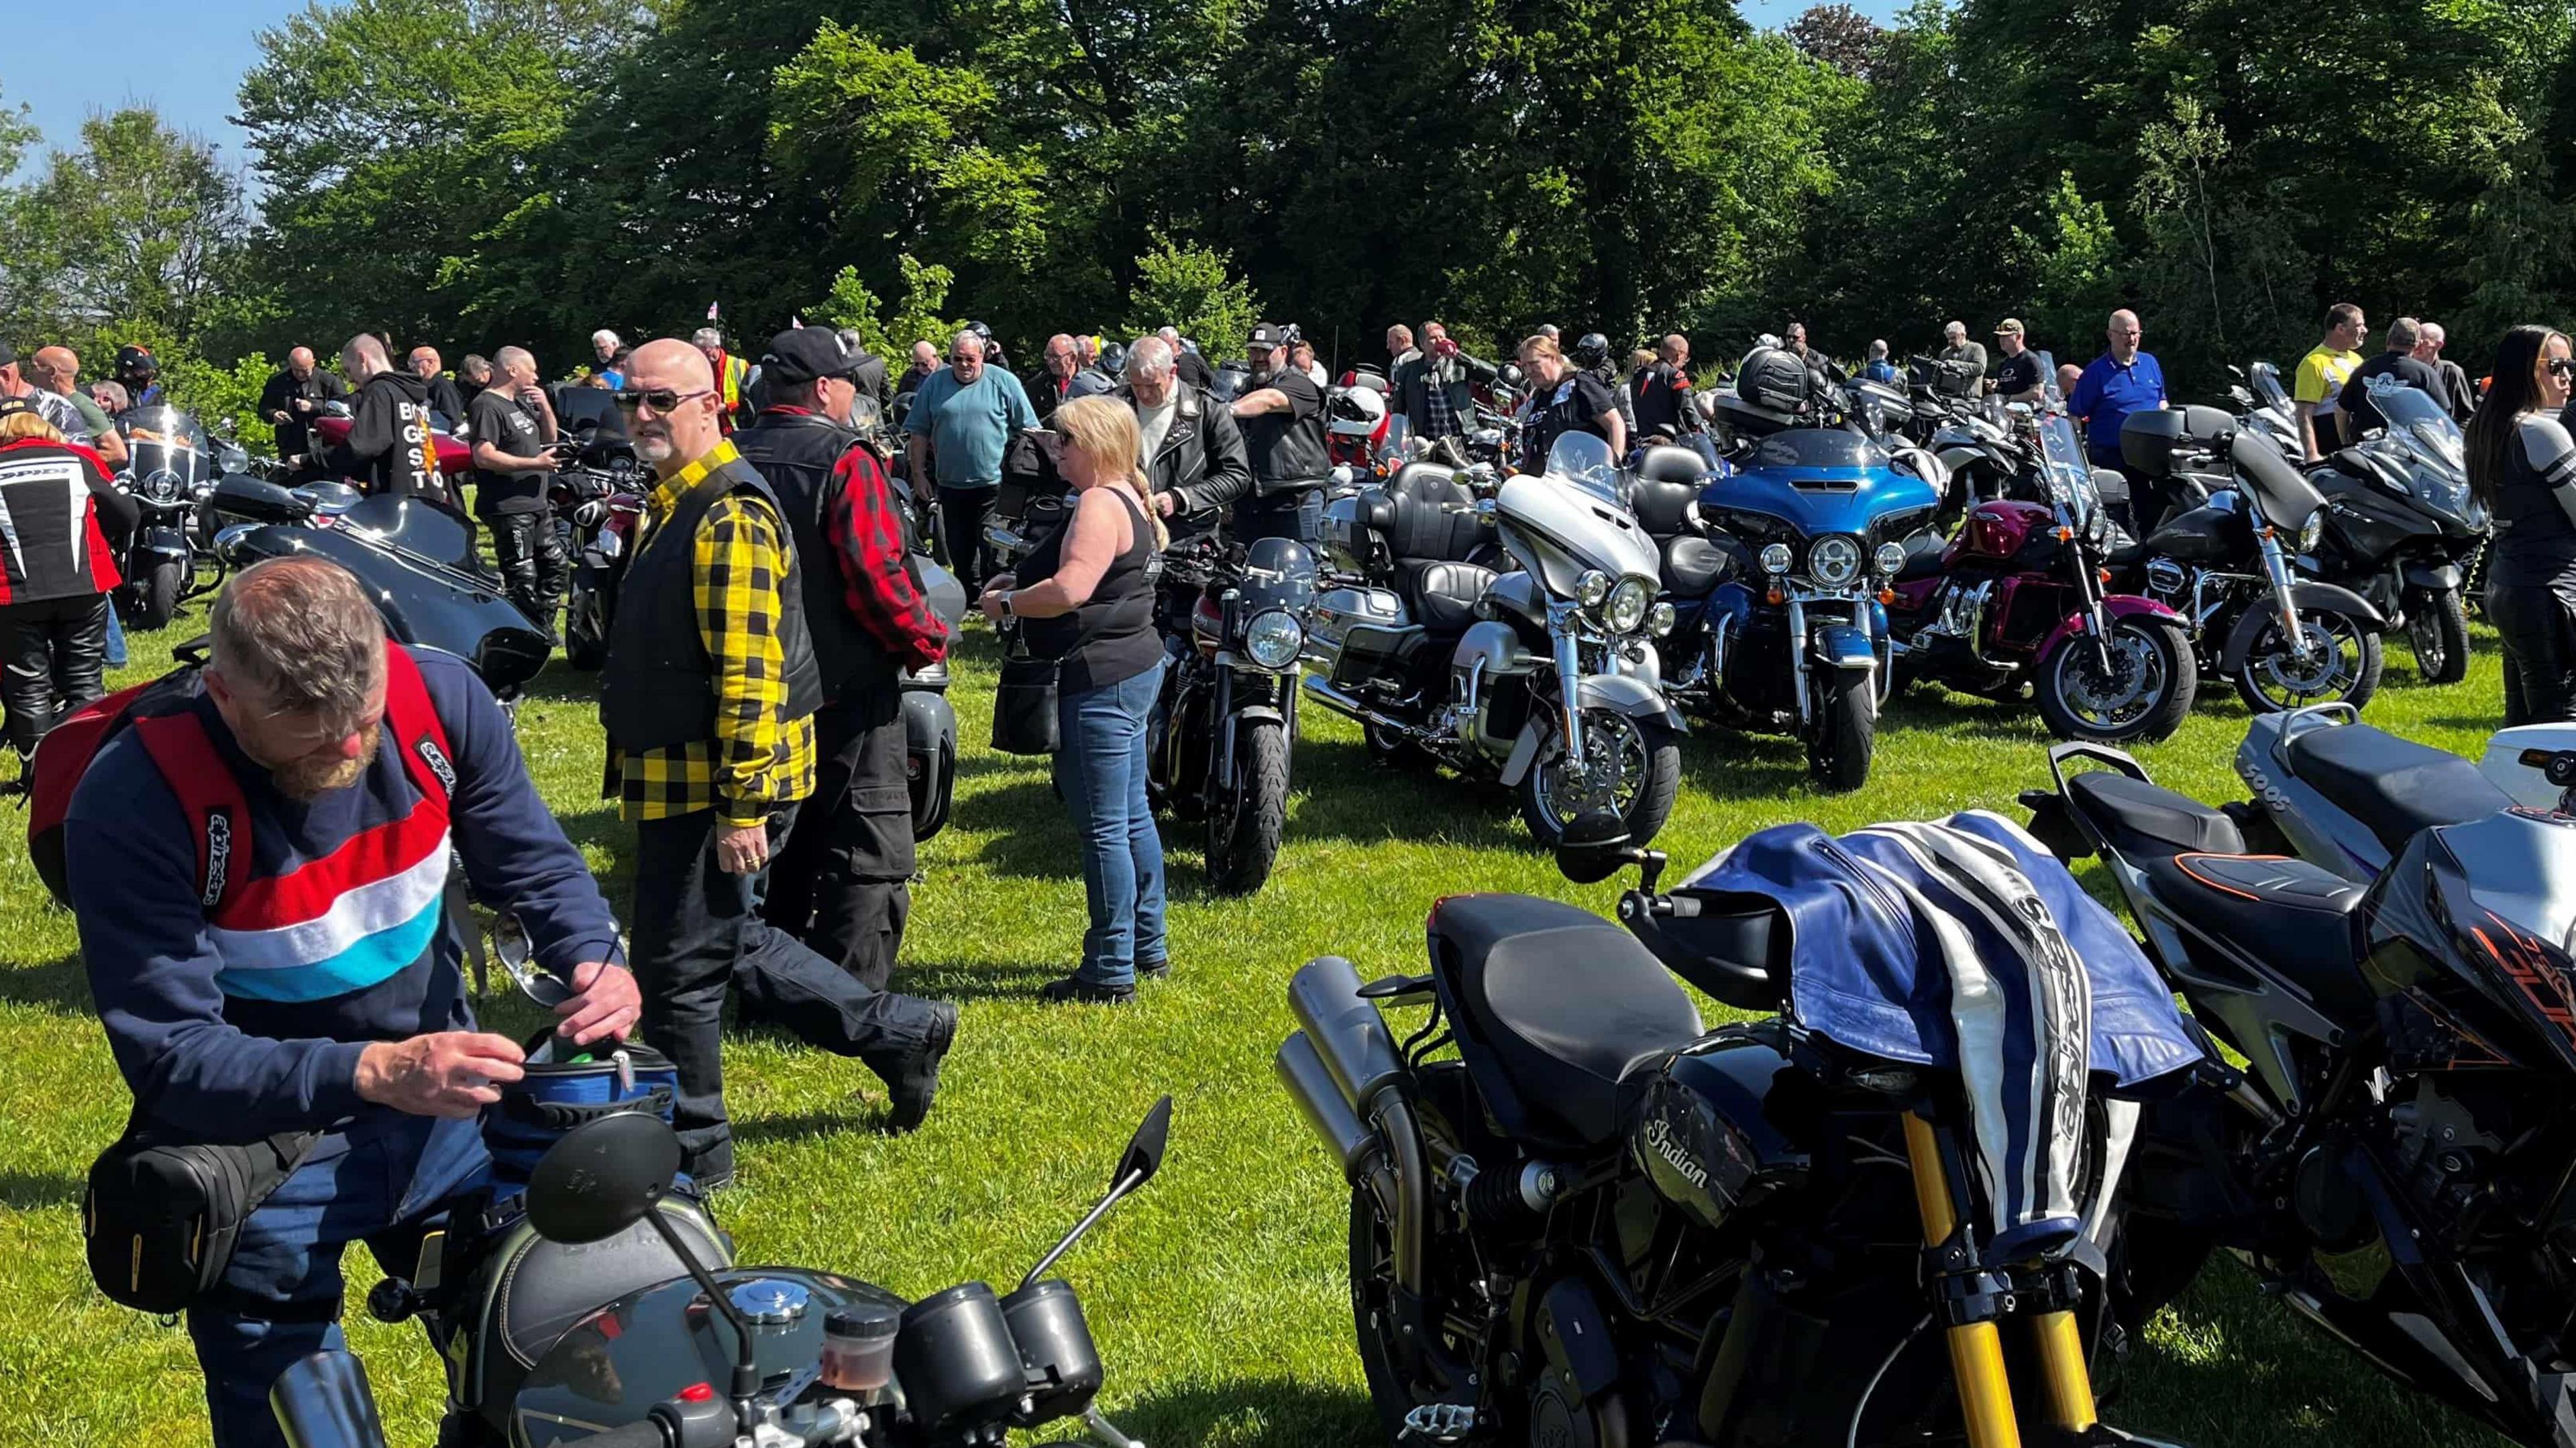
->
[2295,345,2363,414]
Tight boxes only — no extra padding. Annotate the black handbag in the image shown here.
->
[83,1123,317,1314]
[991,620,1061,755]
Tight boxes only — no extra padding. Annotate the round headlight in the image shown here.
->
[1649,601,1677,636]
[1577,569,1611,608]
[1607,577,1652,634]
[1809,535,1862,587]
[144,469,181,502]
[1760,543,1794,574]
[1244,608,1305,670]
[2298,512,2324,553]
[1874,541,1907,575]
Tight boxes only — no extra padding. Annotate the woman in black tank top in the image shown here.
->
[978,395,1170,1001]
[2468,326,2576,723]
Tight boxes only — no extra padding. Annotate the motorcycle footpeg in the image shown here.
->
[1400,1402,1477,1444]
[364,1276,421,1325]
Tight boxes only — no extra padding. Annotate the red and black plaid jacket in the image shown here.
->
[806,416,947,674]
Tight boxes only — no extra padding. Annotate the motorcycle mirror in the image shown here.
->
[1018,1095,1175,1292]
[526,1110,678,1245]
[270,1351,388,1448]
[1555,808,1634,885]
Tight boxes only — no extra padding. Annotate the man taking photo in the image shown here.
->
[468,346,568,634]
[606,339,957,1186]
[260,347,345,469]
[63,555,639,1448]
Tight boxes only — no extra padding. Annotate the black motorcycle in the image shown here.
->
[272,1097,1174,1448]
[1150,534,1316,895]
[1276,819,2184,1448]
[2025,742,2576,1448]
[2112,405,2387,712]
[111,402,239,628]
[2296,376,2487,684]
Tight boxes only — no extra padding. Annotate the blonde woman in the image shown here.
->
[0,400,138,765]
[979,394,1171,1002]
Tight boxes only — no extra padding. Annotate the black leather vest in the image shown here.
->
[600,453,825,753]
[733,410,901,708]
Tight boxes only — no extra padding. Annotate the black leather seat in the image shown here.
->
[2065,770,2245,858]
[1395,559,1496,636]
[2156,852,2374,1018]
[2280,723,2510,856]
[1662,534,1731,598]
[1429,895,1705,1151]
[1897,531,1950,581]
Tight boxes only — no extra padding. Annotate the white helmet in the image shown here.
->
[1326,385,1389,438]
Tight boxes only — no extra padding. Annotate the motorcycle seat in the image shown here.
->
[2281,722,2510,856]
[2065,770,2245,858]
[1661,534,1731,598]
[1430,894,1705,1152]
[2155,852,2373,1018]
[1397,559,1497,637]
[1385,463,1487,564]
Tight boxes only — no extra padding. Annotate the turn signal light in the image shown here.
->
[1766,588,1785,605]
[2098,567,2112,584]
[2055,526,2074,542]
[1878,588,1896,605]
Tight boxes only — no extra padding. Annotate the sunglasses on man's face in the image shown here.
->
[614,387,712,413]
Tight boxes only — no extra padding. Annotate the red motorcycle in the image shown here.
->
[1886,409,2196,742]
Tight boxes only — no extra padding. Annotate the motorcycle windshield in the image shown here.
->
[1743,428,1890,473]
[2038,413,2101,528]
[341,493,486,576]
[1239,536,1318,611]
[2251,360,2292,414]
[1212,365,1250,402]
[2367,380,2479,518]
[1544,431,1625,508]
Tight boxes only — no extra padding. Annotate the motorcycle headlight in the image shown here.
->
[1606,576,1652,634]
[1576,569,1611,608]
[1760,543,1794,574]
[1649,601,1677,636]
[1244,608,1305,670]
[1809,535,1862,588]
[2298,512,2324,553]
[144,469,181,502]
[1873,541,1907,575]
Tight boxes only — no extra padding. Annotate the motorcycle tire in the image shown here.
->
[562,594,607,671]
[1347,1186,1459,1443]
[1204,717,1290,896]
[2230,610,2383,714]
[1516,710,1681,852]
[136,557,184,632]
[1806,669,1875,791]
[2035,618,2194,744]
[2404,586,2471,686]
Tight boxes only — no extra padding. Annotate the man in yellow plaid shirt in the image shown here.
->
[600,339,957,1188]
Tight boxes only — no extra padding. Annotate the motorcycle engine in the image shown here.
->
[2141,557,2189,610]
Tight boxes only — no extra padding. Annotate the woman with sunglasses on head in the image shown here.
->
[2469,325,2576,723]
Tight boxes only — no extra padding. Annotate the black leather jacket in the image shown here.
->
[1117,382,1252,522]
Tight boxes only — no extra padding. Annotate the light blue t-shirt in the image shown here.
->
[907,365,1038,488]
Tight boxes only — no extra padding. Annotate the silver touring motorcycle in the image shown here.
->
[1302,432,1685,852]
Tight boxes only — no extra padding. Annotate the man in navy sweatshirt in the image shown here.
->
[62,556,639,1448]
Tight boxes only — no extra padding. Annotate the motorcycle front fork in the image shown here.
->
[1900,1111,2102,1448]
[2257,529,2314,664]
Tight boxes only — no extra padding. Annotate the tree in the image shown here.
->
[1787,3,1883,78]
[4,110,249,347]
[1120,235,1258,361]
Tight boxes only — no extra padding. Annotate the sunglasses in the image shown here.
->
[2548,357,2575,380]
[614,387,712,413]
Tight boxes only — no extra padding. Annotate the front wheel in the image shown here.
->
[1517,708,1681,850]
[2036,618,2195,743]
[2404,586,2471,685]
[1204,717,1290,895]
[2231,608,2383,713]
[135,557,184,631]
[1806,667,1875,791]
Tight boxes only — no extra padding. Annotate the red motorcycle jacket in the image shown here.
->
[0,436,139,604]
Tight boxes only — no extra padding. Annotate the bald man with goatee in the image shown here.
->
[602,338,957,1184]
[260,345,347,469]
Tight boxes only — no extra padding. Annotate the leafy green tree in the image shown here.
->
[4,110,248,347]
[1120,235,1258,359]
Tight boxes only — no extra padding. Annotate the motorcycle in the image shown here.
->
[2110,404,2387,713]
[2298,376,2487,684]
[109,402,239,628]
[1275,815,2196,1448]
[1886,405,2197,742]
[2023,742,2576,1448]
[1151,533,1317,895]
[273,1095,1175,1448]
[1661,388,1943,790]
[205,475,552,703]
[1302,432,1685,852]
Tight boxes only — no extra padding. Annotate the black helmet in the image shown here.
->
[967,321,994,339]
[1736,345,1817,416]
[1100,342,1128,377]
[1573,332,1611,369]
[113,344,158,383]
[1497,361,1527,390]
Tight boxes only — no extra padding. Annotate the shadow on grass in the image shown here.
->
[0,1170,83,1211]
[889,957,1066,1005]
[0,953,93,1017]
[1115,1375,1377,1448]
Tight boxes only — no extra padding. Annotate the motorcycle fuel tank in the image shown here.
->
[1629,1027,1809,1232]
[1950,500,2053,568]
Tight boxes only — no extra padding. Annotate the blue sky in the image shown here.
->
[5,0,1910,172]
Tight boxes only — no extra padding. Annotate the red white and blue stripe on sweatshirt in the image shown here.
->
[64,646,623,1144]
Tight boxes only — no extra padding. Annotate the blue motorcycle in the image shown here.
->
[1652,397,1944,789]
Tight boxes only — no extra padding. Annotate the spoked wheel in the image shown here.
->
[2231,610,2383,713]
[2404,586,2471,685]
[1517,708,1680,850]
[1806,668,1876,791]
[2036,618,2194,742]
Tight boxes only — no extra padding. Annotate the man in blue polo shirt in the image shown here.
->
[2068,309,2167,531]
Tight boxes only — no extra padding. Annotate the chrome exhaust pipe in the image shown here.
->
[1301,674,1403,736]
[1287,955,1409,1112]
[1276,1032,1381,1182]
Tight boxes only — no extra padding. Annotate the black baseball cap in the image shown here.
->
[761,329,855,385]
[1246,323,1285,352]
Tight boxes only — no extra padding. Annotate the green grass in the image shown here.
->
[0,608,2513,1448]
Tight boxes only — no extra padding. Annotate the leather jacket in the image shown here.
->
[1117,382,1252,522]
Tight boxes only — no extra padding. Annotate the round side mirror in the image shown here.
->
[526,1110,682,1245]
[1554,807,1633,885]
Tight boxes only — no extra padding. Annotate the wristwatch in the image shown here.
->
[1001,590,1018,616]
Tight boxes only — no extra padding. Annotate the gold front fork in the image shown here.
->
[1902,1111,2023,1448]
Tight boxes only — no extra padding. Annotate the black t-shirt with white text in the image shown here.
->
[468,388,551,516]
[1993,349,2044,399]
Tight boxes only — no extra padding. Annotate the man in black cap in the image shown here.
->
[736,329,951,988]
[1226,323,1330,545]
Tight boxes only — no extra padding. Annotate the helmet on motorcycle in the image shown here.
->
[1100,342,1128,377]
[1572,333,1611,370]
[113,345,158,385]
[1327,386,1389,438]
[1735,346,1816,417]
[1497,362,1527,390]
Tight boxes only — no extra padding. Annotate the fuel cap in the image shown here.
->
[728,1278,812,1325]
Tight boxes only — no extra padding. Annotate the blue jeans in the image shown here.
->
[188,1112,489,1448]
[103,604,127,667]
[1235,488,1323,547]
[1057,659,1168,985]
